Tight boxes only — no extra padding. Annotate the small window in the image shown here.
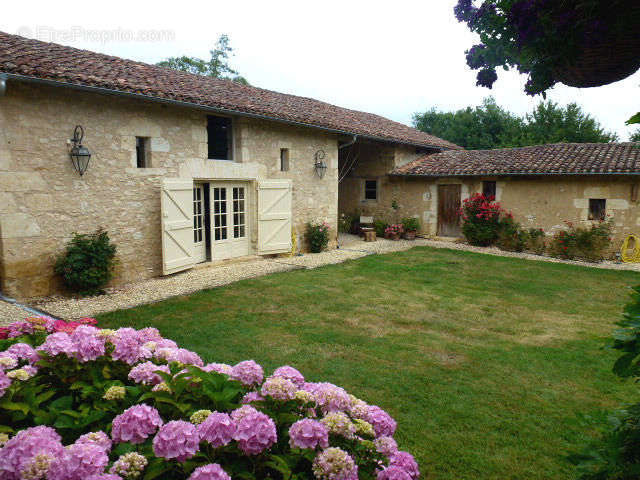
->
[482,181,496,199]
[280,148,290,171]
[589,199,606,220]
[364,180,377,200]
[207,116,233,160]
[136,137,150,168]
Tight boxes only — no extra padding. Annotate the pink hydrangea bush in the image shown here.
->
[0,317,420,479]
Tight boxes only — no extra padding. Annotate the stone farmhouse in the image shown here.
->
[341,142,640,240]
[0,32,459,299]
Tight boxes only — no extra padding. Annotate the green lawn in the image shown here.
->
[97,247,640,480]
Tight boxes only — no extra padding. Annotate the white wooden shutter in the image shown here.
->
[161,178,196,275]
[257,180,292,254]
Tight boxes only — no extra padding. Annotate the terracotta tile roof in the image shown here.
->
[0,31,460,150]
[392,143,640,176]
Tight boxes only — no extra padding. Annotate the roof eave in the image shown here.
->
[3,72,451,152]
[390,171,640,177]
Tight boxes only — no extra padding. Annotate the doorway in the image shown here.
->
[193,183,207,263]
[210,183,250,261]
[437,184,462,237]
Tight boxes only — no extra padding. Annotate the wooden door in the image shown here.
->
[257,180,292,254]
[437,184,462,237]
[160,179,195,275]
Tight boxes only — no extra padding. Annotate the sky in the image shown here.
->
[3,0,639,140]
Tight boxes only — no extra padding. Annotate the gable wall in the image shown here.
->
[0,82,338,299]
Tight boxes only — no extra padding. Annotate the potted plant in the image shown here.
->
[402,217,420,240]
[385,224,403,240]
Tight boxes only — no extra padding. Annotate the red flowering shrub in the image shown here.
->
[548,219,613,261]
[459,193,506,246]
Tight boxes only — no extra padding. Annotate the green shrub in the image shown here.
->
[374,220,389,237]
[548,220,613,262]
[496,216,528,252]
[306,221,330,253]
[460,193,505,246]
[54,228,116,296]
[571,286,640,479]
[402,217,420,233]
[526,228,546,255]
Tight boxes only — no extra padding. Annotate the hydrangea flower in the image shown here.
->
[389,452,420,480]
[152,421,200,461]
[312,447,358,480]
[71,325,106,362]
[374,436,398,457]
[366,406,397,437]
[111,404,163,444]
[197,412,236,448]
[233,410,277,455]
[0,426,63,480]
[152,382,171,393]
[37,332,77,357]
[168,348,204,366]
[20,453,55,480]
[354,419,375,437]
[109,451,148,478]
[304,383,351,413]
[190,409,212,425]
[261,376,297,400]
[321,412,356,438]
[377,465,413,480]
[230,405,258,422]
[137,327,162,343]
[202,362,233,375]
[75,431,112,453]
[0,433,9,447]
[272,365,305,387]
[103,386,126,401]
[0,369,11,397]
[6,368,35,381]
[154,338,178,349]
[0,353,18,370]
[348,395,369,419]
[111,328,151,365]
[47,442,109,480]
[189,463,232,480]
[241,391,265,404]
[87,474,122,480]
[7,320,34,338]
[289,419,329,450]
[128,362,170,385]
[231,360,264,386]
[295,390,316,404]
[7,343,40,363]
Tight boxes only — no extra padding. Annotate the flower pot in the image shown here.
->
[391,233,401,241]
[403,231,416,240]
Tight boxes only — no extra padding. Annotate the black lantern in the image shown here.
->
[314,150,327,178]
[69,125,91,176]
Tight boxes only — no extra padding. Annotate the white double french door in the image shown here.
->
[210,183,249,261]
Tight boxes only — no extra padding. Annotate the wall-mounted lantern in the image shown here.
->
[314,150,327,178]
[69,125,91,176]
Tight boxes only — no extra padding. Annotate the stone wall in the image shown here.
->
[339,145,640,250]
[338,141,425,224]
[0,82,338,298]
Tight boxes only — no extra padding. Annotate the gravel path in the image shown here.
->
[3,234,638,322]
[0,300,31,325]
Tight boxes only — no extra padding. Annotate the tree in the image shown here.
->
[413,98,617,150]
[413,98,525,150]
[631,130,640,142]
[524,102,619,144]
[157,34,249,85]
[453,1,640,125]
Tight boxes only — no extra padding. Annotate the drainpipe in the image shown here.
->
[336,135,358,249]
[0,74,7,97]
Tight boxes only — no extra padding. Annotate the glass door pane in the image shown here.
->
[213,187,228,241]
[233,187,246,239]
